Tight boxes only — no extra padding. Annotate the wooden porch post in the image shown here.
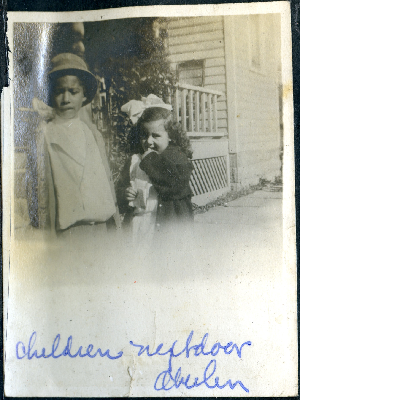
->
[223,15,239,188]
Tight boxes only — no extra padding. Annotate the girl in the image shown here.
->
[136,106,194,231]
[118,105,194,247]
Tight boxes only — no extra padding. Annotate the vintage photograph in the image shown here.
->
[3,3,297,397]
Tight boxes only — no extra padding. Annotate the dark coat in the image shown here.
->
[139,145,194,227]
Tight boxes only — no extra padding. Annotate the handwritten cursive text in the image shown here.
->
[130,331,251,392]
[16,331,123,360]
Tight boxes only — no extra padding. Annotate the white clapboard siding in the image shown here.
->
[168,39,223,55]
[227,14,283,184]
[168,21,224,38]
[165,16,228,137]
[170,57,225,72]
[205,65,226,77]
[204,74,226,86]
[168,48,225,64]
[203,83,226,94]
[167,16,223,29]
[168,30,224,46]
[201,57,226,68]
[216,100,227,111]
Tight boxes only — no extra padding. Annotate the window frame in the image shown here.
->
[177,59,206,87]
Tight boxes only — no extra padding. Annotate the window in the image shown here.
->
[177,60,205,87]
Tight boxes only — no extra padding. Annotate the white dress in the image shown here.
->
[127,154,158,253]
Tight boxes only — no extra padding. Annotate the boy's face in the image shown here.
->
[142,119,170,154]
[52,75,86,119]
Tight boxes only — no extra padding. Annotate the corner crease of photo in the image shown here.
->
[2,2,297,397]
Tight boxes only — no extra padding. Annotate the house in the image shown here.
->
[163,14,283,203]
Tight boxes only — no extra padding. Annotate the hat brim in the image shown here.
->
[48,68,98,107]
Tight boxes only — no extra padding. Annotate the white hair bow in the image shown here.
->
[121,94,173,124]
[32,97,56,121]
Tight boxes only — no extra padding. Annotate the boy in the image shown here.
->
[34,53,120,237]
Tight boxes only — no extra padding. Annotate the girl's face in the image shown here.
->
[142,119,170,154]
[53,75,86,119]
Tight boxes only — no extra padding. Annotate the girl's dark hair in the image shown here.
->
[136,107,193,159]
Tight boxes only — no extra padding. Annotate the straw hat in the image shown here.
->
[48,53,98,106]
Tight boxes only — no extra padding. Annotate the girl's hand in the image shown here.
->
[126,187,138,201]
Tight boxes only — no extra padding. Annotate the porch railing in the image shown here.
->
[172,83,225,137]
[171,83,230,205]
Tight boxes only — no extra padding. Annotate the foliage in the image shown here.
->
[108,114,136,183]
[86,18,176,182]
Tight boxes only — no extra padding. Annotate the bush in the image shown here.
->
[85,18,176,182]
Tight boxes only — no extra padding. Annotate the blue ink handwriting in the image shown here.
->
[16,331,123,360]
[154,358,249,392]
[16,330,252,392]
[130,331,251,392]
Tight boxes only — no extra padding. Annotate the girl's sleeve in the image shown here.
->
[139,149,193,199]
